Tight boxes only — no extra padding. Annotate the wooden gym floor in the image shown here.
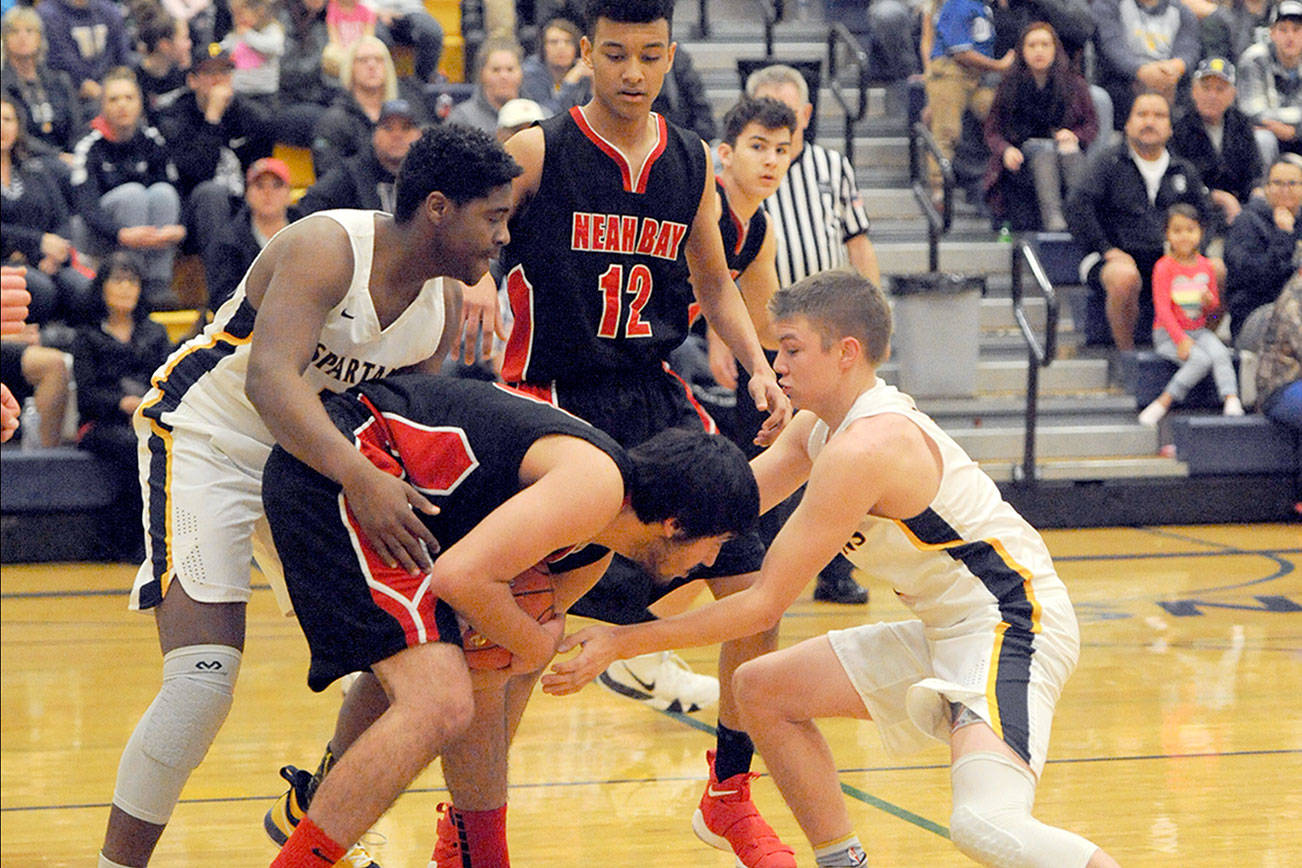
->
[2,523,1299,866]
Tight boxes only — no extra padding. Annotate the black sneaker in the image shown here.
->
[813,556,868,605]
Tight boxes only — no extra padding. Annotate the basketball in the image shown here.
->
[461,562,556,670]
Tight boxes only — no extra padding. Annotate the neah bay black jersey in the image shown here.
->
[316,375,630,550]
[719,180,767,280]
[500,107,708,384]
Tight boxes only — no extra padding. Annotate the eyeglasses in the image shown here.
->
[1268,179,1302,188]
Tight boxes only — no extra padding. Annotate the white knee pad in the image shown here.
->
[112,645,241,824]
[949,751,1099,868]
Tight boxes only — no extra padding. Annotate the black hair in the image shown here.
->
[583,0,673,38]
[625,428,758,540]
[722,96,797,146]
[135,6,178,54]
[393,124,523,222]
[87,250,150,322]
[1165,202,1200,228]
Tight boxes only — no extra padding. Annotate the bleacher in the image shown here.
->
[2,1,1297,565]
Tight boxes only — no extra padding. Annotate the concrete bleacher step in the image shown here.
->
[875,239,1014,276]
[917,393,1139,428]
[877,357,1109,394]
[947,423,1160,463]
[982,455,1189,483]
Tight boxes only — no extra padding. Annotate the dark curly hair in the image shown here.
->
[393,124,523,222]
[722,96,796,147]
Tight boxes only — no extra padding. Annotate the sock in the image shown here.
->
[97,854,133,868]
[305,743,337,805]
[714,722,755,781]
[460,805,509,866]
[272,815,345,867]
[814,833,869,866]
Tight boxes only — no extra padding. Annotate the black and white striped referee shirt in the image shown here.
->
[762,141,871,286]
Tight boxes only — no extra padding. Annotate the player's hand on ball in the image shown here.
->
[540,624,623,696]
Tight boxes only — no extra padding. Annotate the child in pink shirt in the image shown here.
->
[1139,204,1244,427]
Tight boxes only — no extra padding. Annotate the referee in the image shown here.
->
[746,63,879,605]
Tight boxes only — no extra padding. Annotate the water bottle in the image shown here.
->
[997,222,1013,244]
[20,397,40,452]
[435,92,454,122]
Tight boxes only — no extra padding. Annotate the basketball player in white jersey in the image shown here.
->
[545,271,1121,868]
[97,124,523,868]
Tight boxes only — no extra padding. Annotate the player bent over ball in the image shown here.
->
[261,374,758,867]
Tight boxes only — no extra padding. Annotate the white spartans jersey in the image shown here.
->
[139,209,447,466]
[806,379,1068,631]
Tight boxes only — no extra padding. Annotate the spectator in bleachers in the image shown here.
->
[371,0,445,83]
[1223,155,1302,338]
[1092,0,1200,128]
[1237,0,1302,166]
[924,0,1013,190]
[1138,203,1243,426]
[1254,269,1302,428]
[449,34,524,135]
[1065,92,1219,349]
[2,96,94,326]
[295,97,419,214]
[982,21,1097,231]
[157,41,274,271]
[71,67,186,309]
[222,0,286,114]
[991,0,1096,67]
[1202,0,1273,62]
[521,16,590,116]
[827,0,926,80]
[2,5,85,161]
[203,156,291,311]
[311,35,407,176]
[321,0,376,78]
[278,0,334,147]
[72,250,173,560]
[1170,57,1261,225]
[496,96,545,142]
[135,5,194,121]
[37,0,134,122]
[651,45,717,143]
[0,331,70,448]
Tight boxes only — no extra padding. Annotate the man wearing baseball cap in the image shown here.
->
[157,40,275,270]
[296,99,422,215]
[1238,0,1302,163]
[1171,56,1262,224]
[204,158,293,312]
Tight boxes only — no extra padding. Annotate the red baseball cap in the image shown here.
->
[246,157,291,186]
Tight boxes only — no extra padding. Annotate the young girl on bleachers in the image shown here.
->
[1139,204,1245,427]
[222,0,285,109]
[321,0,375,78]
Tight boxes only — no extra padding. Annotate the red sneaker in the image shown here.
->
[431,802,463,868]
[692,750,795,868]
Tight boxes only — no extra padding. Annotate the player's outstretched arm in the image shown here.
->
[245,218,440,575]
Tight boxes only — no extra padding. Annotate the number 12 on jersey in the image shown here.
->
[597,263,654,339]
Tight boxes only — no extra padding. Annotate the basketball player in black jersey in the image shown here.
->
[261,375,758,868]
[455,2,796,866]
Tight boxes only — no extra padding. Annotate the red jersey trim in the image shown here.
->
[717,177,747,256]
[570,106,669,194]
[500,264,535,382]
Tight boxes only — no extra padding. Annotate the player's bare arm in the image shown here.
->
[706,221,781,388]
[457,126,547,361]
[244,216,440,575]
[686,144,791,442]
[430,436,626,672]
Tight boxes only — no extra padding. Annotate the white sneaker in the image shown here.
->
[1224,395,1245,416]
[1138,400,1168,428]
[598,651,719,713]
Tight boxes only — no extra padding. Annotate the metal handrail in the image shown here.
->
[1009,238,1061,484]
[826,22,869,162]
[907,121,955,273]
